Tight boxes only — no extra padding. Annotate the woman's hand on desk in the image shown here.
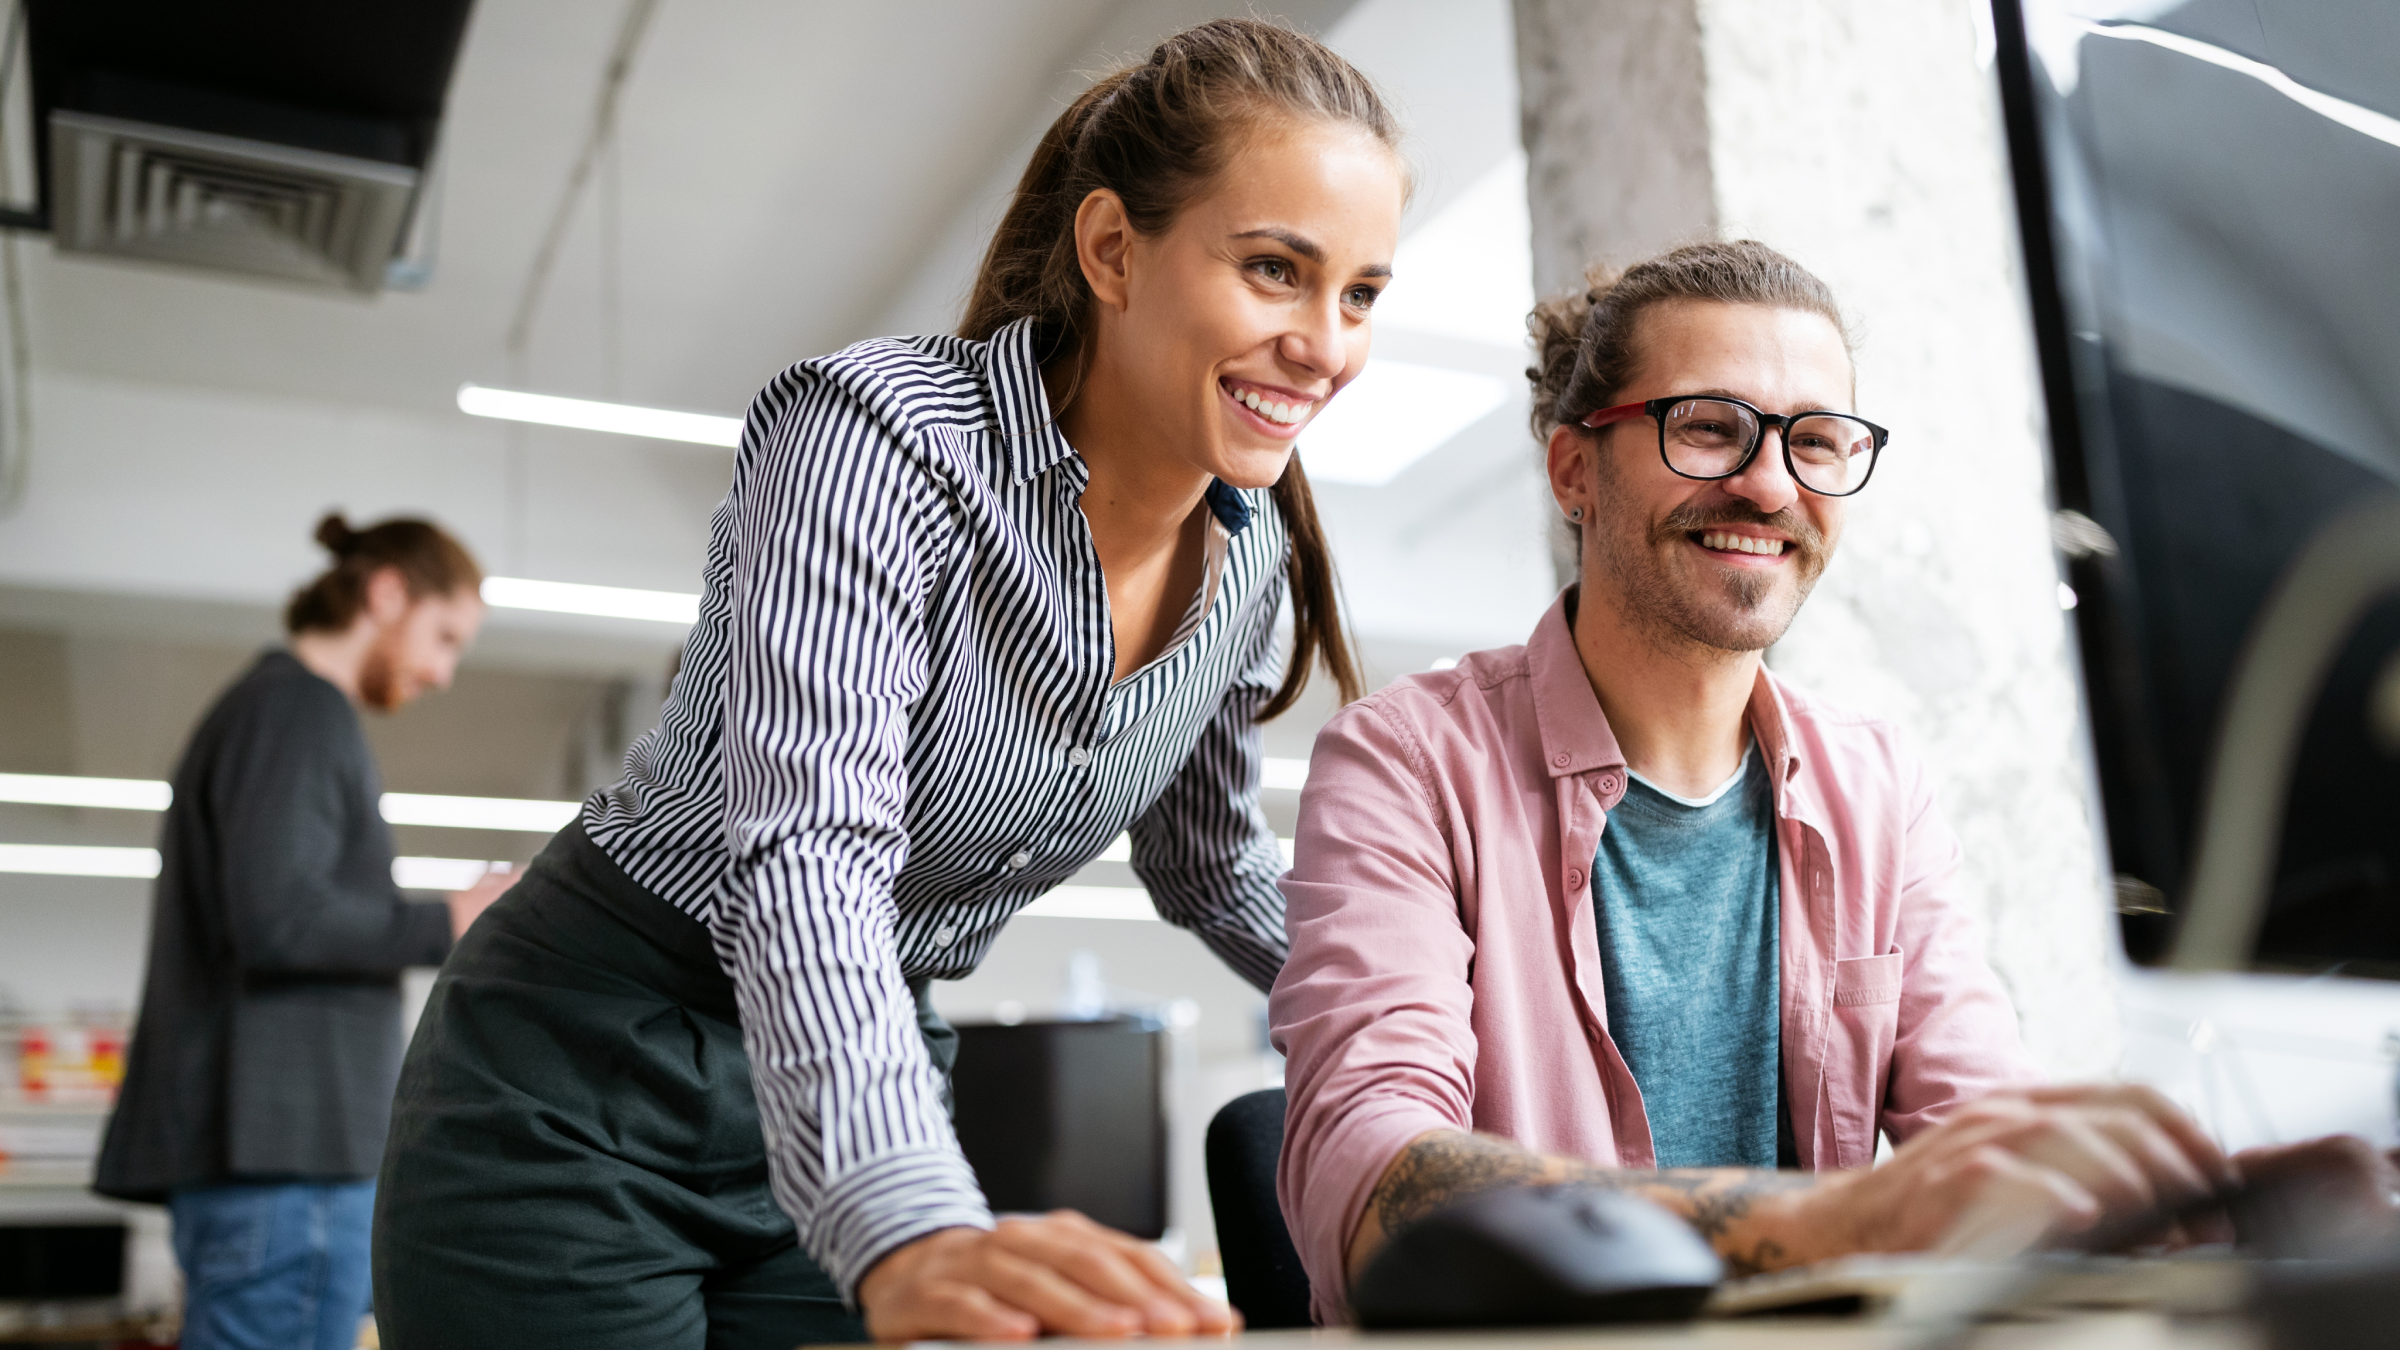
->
[857,1210,1240,1342]
[1798,1083,2238,1259]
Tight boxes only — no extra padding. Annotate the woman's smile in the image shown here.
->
[1220,374,1321,435]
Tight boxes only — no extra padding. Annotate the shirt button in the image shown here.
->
[1566,868,1585,887]
[1068,748,1091,768]
[1552,753,1571,768]
[1598,774,1621,793]
[1006,851,1031,870]
[932,926,955,948]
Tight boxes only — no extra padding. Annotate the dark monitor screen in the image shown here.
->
[1992,0,2400,972]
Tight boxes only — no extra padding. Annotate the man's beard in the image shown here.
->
[1587,467,1831,656]
[356,629,412,711]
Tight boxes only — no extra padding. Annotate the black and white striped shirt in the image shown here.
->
[581,317,1292,1295]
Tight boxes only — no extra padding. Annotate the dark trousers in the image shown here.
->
[372,826,956,1350]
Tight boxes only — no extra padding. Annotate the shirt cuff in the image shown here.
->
[806,1147,996,1302]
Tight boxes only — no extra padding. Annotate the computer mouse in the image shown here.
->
[1349,1182,1725,1329]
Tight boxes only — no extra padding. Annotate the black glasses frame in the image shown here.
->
[1591,394,1890,498]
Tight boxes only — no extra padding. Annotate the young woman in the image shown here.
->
[373,18,1404,1349]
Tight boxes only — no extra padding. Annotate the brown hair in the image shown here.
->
[1528,240,1852,442]
[959,16,1384,718]
[284,512,483,635]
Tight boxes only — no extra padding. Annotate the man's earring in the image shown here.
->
[1567,506,1585,523]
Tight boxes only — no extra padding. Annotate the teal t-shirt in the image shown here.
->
[1592,746,1782,1169]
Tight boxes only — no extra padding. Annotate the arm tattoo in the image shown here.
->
[1374,1132,1557,1237]
[1372,1132,1823,1277]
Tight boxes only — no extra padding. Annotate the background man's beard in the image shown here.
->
[1588,485,1830,656]
[357,636,408,711]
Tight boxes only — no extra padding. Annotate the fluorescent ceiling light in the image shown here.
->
[1300,359,1512,487]
[1262,757,1309,791]
[457,383,741,447]
[394,856,510,891]
[0,844,161,878]
[1376,152,1537,349]
[0,773,172,811]
[481,576,700,625]
[1020,885,1158,922]
[0,773,588,834]
[1096,833,1294,864]
[381,793,579,833]
[2081,23,2400,149]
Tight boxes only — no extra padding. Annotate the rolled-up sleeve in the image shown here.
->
[1268,698,1479,1320]
[715,373,992,1299]
[1882,751,2045,1142]
[1128,581,1289,992]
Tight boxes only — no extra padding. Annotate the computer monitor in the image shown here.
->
[1990,0,2400,973]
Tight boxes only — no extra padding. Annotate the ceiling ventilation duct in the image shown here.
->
[23,1,475,295]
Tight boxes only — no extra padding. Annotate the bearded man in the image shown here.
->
[1269,242,2261,1324]
[96,512,516,1350]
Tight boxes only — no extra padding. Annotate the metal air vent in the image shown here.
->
[49,111,418,294]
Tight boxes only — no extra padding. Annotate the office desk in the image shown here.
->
[925,1314,2254,1350]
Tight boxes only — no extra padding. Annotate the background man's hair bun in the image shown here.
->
[314,512,359,556]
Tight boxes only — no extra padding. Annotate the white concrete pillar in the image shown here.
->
[1513,0,2119,1078]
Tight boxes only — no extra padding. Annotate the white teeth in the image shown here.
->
[1231,385,1310,424]
[1701,530,1787,555]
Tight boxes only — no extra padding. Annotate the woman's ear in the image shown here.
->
[1073,188,1136,312]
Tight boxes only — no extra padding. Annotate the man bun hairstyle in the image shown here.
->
[960,16,1391,718]
[1528,240,1853,443]
[284,512,483,635]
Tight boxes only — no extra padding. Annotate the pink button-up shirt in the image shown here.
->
[1270,592,2040,1323]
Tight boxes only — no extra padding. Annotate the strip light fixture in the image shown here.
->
[0,844,162,878]
[0,773,172,811]
[480,576,699,625]
[1261,757,1309,791]
[456,383,741,447]
[0,774,579,834]
[1021,885,1158,922]
[0,843,509,889]
[380,793,580,833]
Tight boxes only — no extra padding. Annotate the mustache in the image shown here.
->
[1650,498,1829,564]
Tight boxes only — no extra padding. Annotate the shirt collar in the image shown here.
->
[987,317,1077,485]
[1526,586,1808,795]
[1744,666,1807,806]
[1527,588,1628,778]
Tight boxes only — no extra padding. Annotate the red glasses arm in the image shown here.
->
[1578,400,1650,430]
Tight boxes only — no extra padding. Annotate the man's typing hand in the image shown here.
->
[1793,1084,2238,1261]
[857,1211,1238,1343]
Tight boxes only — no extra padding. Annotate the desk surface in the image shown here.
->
[918,1314,2255,1350]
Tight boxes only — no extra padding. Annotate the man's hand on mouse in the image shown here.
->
[1790,1084,2239,1261]
[856,1210,1239,1343]
[2226,1133,2400,1255]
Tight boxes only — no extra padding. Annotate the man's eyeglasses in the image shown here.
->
[1580,395,1888,497]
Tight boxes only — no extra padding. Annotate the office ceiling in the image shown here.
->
[0,0,1555,670]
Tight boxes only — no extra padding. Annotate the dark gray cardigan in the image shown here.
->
[95,649,453,1201]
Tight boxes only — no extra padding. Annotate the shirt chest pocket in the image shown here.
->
[1825,950,1904,1167]
[1833,951,1903,1007]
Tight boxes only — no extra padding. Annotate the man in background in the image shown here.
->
[95,512,517,1350]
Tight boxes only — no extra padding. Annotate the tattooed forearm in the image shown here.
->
[1373,1131,1559,1237]
[1363,1131,1825,1277]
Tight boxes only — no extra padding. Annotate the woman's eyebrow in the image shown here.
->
[1231,226,1322,260]
[1230,227,1392,279]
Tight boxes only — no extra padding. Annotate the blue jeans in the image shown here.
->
[170,1181,376,1350]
